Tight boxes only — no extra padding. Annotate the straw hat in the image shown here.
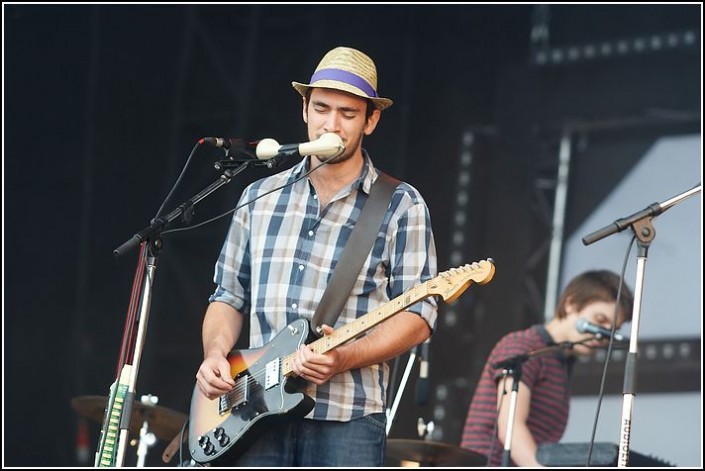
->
[292,46,393,111]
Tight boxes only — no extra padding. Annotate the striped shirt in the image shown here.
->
[210,152,438,422]
[461,325,571,466]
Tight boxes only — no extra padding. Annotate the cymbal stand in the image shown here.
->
[416,418,434,440]
[582,182,700,467]
[135,395,158,467]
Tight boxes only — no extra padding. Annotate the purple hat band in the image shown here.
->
[309,68,378,98]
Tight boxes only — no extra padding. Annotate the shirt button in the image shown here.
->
[308,230,314,237]
[292,303,298,309]
[298,264,304,271]
[313,194,318,200]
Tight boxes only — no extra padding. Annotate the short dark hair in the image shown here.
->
[304,88,376,121]
[555,270,634,322]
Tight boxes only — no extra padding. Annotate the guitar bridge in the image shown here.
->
[219,375,249,414]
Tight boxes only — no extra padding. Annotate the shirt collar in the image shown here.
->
[290,149,378,195]
[533,323,576,374]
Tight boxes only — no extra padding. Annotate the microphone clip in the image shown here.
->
[260,149,300,169]
[213,159,251,172]
[214,154,294,172]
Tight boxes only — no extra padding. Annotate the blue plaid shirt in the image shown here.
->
[210,152,438,421]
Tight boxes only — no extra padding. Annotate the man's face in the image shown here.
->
[568,300,625,355]
[303,88,380,165]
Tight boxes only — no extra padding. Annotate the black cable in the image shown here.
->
[154,142,200,220]
[161,157,330,236]
[178,417,189,466]
[149,138,330,237]
[585,234,637,466]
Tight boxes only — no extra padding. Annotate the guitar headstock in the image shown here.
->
[428,259,496,302]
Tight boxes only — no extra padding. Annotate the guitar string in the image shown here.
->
[217,281,442,407]
[219,294,414,406]
[221,303,398,405]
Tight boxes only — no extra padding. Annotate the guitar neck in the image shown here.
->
[281,281,430,376]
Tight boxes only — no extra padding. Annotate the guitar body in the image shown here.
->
[189,318,314,464]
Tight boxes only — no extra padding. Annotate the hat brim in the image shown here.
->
[292,80,393,111]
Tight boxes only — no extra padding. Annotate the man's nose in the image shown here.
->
[323,113,342,133]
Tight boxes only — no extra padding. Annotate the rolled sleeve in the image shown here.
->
[209,192,253,314]
[388,194,438,332]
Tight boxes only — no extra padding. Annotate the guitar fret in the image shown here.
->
[310,283,430,354]
[282,354,294,376]
[284,281,436,364]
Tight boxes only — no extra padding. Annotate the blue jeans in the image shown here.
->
[216,413,387,467]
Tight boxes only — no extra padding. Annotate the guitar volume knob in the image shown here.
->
[198,435,216,455]
[213,427,230,446]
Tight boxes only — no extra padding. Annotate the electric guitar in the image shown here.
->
[188,260,496,464]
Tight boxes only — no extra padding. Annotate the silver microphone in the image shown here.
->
[576,318,628,342]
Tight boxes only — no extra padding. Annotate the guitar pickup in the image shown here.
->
[264,359,280,390]
[219,375,249,414]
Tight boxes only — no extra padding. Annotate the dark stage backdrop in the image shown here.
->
[4,4,700,466]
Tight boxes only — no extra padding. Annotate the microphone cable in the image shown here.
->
[152,139,268,222]
[585,234,637,466]
[160,156,332,236]
[154,142,201,220]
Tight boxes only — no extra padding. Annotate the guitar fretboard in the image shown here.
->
[281,282,430,376]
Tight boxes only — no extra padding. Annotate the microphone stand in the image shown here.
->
[582,182,701,467]
[493,342,574,467]
[107,161,254,466]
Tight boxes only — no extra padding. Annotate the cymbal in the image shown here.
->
[386,439,487,467]
[71,395,187,441]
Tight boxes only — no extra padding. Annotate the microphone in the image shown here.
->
[255,133,345,167]
[415,339,431,405]
[576,318,629,342]
[198,137,259,150]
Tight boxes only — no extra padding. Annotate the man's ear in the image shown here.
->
[560,296,576,316]
[302,97,308,124]
[364,108,381,135]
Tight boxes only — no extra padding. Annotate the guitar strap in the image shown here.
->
[310,171,400,337]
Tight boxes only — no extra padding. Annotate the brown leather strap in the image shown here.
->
[162,427,187,464]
